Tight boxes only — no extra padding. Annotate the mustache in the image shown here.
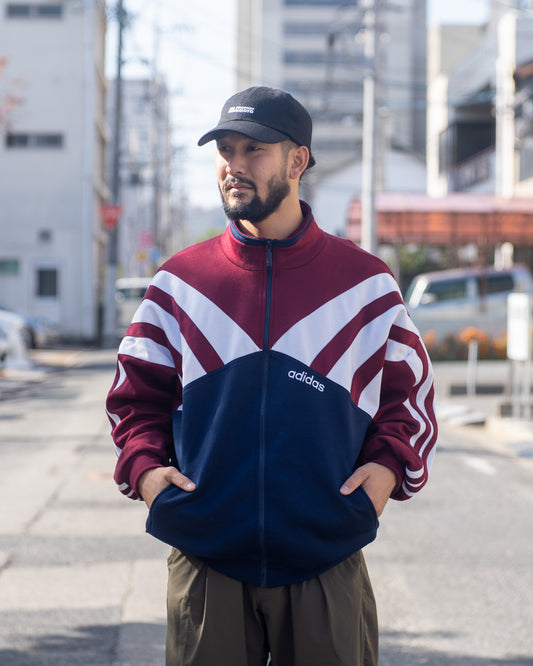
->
[222,176,256,191]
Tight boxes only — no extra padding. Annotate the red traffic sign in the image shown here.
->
[100,204,123,229]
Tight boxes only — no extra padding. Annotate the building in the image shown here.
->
[236,0,428,237]
[0,0,107,341]
[427,2,533,199]
[105,76,175,279]
[237,0,427,181]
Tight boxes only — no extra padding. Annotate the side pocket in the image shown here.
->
[357,486,379,526]
[146,483,176,533]
[171,410,183,468]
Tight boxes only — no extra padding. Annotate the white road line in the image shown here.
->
[462,455,497,476]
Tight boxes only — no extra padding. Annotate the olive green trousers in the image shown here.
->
[166,549,378,666]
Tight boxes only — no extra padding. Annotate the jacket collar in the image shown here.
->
[221,201,327,270]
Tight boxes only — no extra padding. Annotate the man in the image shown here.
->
[106,86,438,665]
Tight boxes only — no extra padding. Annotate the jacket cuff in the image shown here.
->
[359,448,404,498]
[129,455,166,499]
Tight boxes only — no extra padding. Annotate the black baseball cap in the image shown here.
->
[198,86,315,168]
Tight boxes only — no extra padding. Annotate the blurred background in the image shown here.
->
[1,4,533,664]
[1,0,533,363]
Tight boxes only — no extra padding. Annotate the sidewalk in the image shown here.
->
[0,347,86,399]
[432,359,533,461]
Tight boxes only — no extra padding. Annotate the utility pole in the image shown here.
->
[495,11,516,199]
[152,22,162,264]
[360,0,381,255]
[103,0,125,345]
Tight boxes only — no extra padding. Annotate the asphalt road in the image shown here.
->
[366,421,533,665]
[0,350,169,666]
[0,349,532,665]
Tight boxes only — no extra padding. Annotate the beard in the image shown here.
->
[219,172,290,225]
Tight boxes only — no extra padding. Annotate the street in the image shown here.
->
[0,349,532,665]
[366,423,533,665]
[0,350,168,666]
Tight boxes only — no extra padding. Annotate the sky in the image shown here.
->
[108,0,490,210]
[428,0,488,25]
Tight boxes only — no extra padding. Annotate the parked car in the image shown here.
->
[0,306,59,348]
[0,309,29,366]
[0,322,9,366]
[115,277,152,337]
[404,264,533,342]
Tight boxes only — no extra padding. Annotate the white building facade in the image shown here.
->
[0,0,108,341]
[427,3,533,199]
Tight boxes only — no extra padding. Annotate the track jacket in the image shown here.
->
[106,202,437,587]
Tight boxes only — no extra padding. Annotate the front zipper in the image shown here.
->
[259,240,273,586]
[262,240,274,349]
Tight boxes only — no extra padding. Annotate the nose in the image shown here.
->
[225,150,246,176]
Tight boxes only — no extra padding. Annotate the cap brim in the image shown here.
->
[198,120,290,146]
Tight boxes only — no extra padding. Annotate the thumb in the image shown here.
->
[167,467,196,492]
[340,466,369,495]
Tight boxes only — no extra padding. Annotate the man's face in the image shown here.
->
[215,132,291,225]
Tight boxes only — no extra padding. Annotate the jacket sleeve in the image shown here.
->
[105,285,183,500]
[359,321,438,501]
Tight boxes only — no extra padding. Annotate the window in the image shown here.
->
[0,259,20,275]
[117,286,149,300]
[285,0,342,5]
[284,49,356,66]
[312,137,360,153]
[519,139,533,181]
[6,3,62,18]
[285,79,364,96]
[37,3,61,17]
[36,268,58,297]
[284,51,327,65]
[6,133,64,149]
[284,22,331,36]
[478,274,514,296]
[425,279,468,302]
[439,121,495,172]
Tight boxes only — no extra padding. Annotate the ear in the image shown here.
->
[288,145,309,180]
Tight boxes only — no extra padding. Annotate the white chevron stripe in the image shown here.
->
[390,341,436,478]
[133,300,183,355]
[106,408,120,428]
[114,360,128,390]
[357,371,383,417]
[154,271,260,366]
[181,336,208,386]
[386,339,424,379]
[425,445,436,473]
[327,303,405,397]
[397,344,436,459]
[272,272,400,366]
[119,335,175,368]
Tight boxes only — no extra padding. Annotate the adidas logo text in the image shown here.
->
[288,370,325,393]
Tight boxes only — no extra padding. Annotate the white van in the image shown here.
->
[405,265,533,341]
[115,277,152,336]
